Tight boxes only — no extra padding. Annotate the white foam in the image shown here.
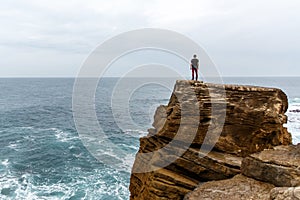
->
[287,102,300,144]
[8,143,18,150]
[7,140,24,151]
[73,153,83,158]
[18,126,34,130]
[0,159,130,199]
[119,143,139,151]
[51,128,78,142]
[1,159,9,166]
[123,129,148,138]
[68,145,76,150]
[120,153,136,172]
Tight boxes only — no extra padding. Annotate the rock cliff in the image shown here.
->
[129,80,293,200]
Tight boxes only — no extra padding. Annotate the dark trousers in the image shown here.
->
[192,68,198,81]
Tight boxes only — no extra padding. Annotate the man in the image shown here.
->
[190,54,199,81]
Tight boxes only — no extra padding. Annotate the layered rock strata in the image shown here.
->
[129,80,292,200]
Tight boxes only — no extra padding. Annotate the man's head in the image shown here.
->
[193,54,197,58]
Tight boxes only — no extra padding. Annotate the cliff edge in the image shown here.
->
[129,80,293,200]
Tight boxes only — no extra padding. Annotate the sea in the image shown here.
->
[0,77,299,200]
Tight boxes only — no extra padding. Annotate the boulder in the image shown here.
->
[184,174,274,200]
[242,145,300,187]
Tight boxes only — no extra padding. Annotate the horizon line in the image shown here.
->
[0,75,300,78]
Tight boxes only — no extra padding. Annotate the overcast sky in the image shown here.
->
[0,0,299,77]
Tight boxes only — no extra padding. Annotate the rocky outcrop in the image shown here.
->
[242,145,300,187]
[129,80,292,200]
[184,174,275,200]
[148,81,290,157]
[185,145,300,200]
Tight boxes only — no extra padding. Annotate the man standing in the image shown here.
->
[190,54,199,81]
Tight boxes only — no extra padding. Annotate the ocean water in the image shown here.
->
[0,77,299,199]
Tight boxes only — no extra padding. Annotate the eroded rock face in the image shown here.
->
[151,80,290,157]
[184,174,275,200]
[242,145,300,187]
[130,148,242,200]
[129,80,291,200]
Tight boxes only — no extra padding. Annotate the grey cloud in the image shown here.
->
[0,0,299,77]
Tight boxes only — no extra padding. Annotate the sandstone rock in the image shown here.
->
[130,144,242,199]
[242,145,300,187]
[184,174,274,200]
[129,80,292,200]
[130,168,198,200]
[270,187,300,200]
[152,80,291,157]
